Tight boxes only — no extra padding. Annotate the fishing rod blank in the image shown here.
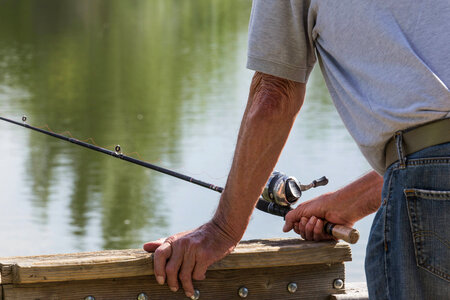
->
[0,116,223,193]
[0,115,360,244]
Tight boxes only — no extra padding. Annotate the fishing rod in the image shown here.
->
[0,116,224,193]
[0,115,359,244]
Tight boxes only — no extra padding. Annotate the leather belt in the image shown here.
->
[385,117,450,169]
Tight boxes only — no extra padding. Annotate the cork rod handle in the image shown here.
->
[324,221,360,244]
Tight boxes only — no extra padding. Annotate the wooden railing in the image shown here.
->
[1,238,355,300]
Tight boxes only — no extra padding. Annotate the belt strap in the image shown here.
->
[385,117,450,169]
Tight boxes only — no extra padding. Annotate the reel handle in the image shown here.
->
[255,199,360,244]
[323,222,360,244]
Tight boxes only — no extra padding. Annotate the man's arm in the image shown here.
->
[283,170,383,241]
[212,72,306,240]
[143,72,306,298]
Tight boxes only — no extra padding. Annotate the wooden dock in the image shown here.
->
[0,238,367,299]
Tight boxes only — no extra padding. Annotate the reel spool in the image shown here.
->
[261,171,329,207]
[261,171,302,206]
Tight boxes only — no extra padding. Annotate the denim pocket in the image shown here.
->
[405,189,450,281]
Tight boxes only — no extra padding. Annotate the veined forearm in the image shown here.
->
[329,171,383,221]
[212,72,306,242]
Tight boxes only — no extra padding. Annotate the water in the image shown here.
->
[0,0,374,282]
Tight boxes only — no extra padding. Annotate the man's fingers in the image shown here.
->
[153,242,172,285]
[283,208,305,232]
[165,243,184,292]
[298,217,308,238]
[294,217,335,241]
[313,218,326,241]
[293,217,307,237]
[178,249,197,298]
[304,216,317,240]
[192,262,208,281]
[143,238,166,252]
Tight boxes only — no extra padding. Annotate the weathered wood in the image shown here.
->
[330,282,368,300]
[0,238,351,284]
[0,266,12,285]
[2,263,346,300]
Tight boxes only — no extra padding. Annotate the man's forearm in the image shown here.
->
[329,170,383,221]
[212,72,306,242]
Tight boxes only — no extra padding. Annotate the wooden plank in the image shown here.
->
[3,263,346,300]
[0,238,351,284]
[330,282,368,300]
[0,266,13,285]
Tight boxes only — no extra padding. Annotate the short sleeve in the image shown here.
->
[247,0,316,83]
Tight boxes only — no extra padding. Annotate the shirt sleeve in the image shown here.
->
[247,0,316,83]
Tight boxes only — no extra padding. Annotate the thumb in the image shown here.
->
[143,237,166,252]
[283,210,296,232]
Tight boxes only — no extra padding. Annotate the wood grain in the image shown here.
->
[2,263,346,300]
[331,226,360,244]
[0,238,351,284]
[0,266,12,285]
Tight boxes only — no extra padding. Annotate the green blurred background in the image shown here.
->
[0,0,372,281]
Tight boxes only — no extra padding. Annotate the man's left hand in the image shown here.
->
[143,221,238,298]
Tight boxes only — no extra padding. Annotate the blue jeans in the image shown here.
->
[365,142,450,299]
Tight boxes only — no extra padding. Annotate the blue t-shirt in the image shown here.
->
[247,0,450,174]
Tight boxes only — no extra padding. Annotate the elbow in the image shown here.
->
[248,72,305,122]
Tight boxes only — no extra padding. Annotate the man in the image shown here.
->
[144,1,450,299]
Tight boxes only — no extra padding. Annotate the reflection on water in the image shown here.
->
[0,0,371,281]
[0,0,249,250]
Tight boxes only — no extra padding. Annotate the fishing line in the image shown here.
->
[0,115,361,243]
[0,114,295,219]
[35,121,228,181]
[36,124,171,171]
[1,115,224,193]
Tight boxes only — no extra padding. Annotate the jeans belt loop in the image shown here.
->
[394,131,406,169]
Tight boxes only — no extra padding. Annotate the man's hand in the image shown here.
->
[283,192,357,241]
[283,171,383,241]
[143,221,238,298]
[143,72,305,298]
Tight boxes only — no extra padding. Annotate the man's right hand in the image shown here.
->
[143,220,238,298]
[283,171,383,241]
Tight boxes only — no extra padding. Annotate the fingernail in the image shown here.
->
[156,275,164,285]
[185,292,193,298]
[190,295,196,300]
[170,286,178,292]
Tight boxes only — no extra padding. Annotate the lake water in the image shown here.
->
[0,0,375,282]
